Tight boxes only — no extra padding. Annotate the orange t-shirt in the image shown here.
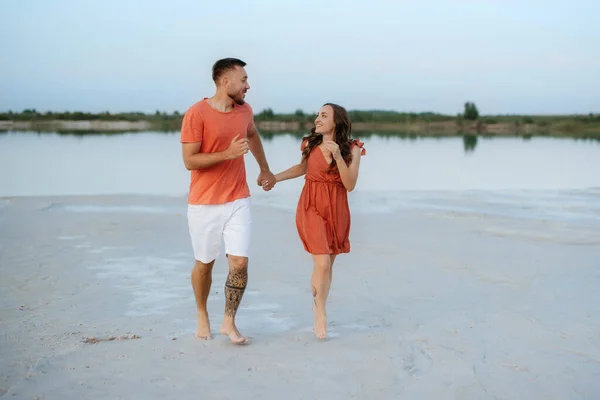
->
[180,98,254,205]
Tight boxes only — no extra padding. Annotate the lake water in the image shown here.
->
[1,131,599,223]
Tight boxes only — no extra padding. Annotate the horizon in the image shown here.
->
[2,0,599,116]
[1,107,597,118]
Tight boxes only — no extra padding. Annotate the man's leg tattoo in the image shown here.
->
[312,285,317,306]
[224,268,247,317]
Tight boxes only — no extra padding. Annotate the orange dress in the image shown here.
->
[295,139,366,255]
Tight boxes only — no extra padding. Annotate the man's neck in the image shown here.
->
[207,92,235,113]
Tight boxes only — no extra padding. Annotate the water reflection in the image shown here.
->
[463,135,478,153]
[1,131,599,197]
[2,128,600,155]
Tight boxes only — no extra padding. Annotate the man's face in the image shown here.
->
[225,66,250,105]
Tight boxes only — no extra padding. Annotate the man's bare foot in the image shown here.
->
[220,322,249,344]
[313,306,327,340]
[195,313,212,340]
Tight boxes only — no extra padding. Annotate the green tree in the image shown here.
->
[463,102,479,120]
[259,108,274,118]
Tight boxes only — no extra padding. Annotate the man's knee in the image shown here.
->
[226,256,248,289]
[194,260,214,275]
[227,255,248,270]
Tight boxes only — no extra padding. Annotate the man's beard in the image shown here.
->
[228,90,246,105]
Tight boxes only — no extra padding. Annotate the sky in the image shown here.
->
[1,0,599,116]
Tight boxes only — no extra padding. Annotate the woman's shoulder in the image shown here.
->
[301,138,308,150]
[301,136,317,152]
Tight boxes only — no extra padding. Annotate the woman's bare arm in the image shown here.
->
[274,161,307,183]
[333,145,362,192]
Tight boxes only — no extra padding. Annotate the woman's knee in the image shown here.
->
[313,256,331,271]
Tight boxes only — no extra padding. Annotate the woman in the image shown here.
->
[269,103,366,339]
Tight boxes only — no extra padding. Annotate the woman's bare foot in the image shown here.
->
[220,322,249,344]
[313,305,327,340]
[195,313,212,340]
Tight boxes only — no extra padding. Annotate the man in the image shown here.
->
[180,58,276,344]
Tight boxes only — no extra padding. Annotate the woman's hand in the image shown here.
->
[323,140,342,161]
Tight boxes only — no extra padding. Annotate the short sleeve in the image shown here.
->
[301,139,308,151]
[245,103,254,132]
[351,138,366,155]
[180,106,204,143]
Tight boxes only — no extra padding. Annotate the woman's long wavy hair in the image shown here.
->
[301,103,353,172]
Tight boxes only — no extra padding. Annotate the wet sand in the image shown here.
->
[1,195,599,399]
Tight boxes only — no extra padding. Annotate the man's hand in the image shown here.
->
[225,135,249,160]
[257,169,276,191]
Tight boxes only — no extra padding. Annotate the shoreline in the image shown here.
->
[1,194,598,398]
[1,119,599,138]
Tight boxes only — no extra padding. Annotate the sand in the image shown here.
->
[1,194,599,399]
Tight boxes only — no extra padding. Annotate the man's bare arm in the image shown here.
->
[182,135,249,170]
[247,122,270,172]
[247,122,276,190]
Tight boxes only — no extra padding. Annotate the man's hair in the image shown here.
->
[212,58,246,82]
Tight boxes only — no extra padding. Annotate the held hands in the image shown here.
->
[258,170,276,191]
[225,134,249,160]
[322,140,342,161]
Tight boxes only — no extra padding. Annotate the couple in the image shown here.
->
[180,58,366,343]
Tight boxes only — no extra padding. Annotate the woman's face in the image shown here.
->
[314,105,335,135]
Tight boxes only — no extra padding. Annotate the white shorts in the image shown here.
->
[187,197,252,263]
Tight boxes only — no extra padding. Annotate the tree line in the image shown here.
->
[0,109,181,121]
[2,104,599,125]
